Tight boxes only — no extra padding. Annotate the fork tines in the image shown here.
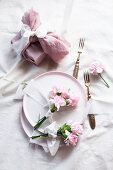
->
[79,38,85,50]
[84,71,90,83]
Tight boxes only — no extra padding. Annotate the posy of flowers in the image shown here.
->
[89,60,110,88]
[31,120,83,146]
[34,86,80,130]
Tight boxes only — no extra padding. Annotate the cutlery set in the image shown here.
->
[73,39,96,129]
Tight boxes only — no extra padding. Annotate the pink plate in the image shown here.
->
[20,108,33,137]
[23,71,87,127]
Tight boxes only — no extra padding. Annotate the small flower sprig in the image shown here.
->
[34,86,80,130]
[89,61,110,88]
[31,120,83,146]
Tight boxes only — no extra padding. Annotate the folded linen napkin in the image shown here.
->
[14,81,54,132]
[11,8,70,65]
[30,121,61,156]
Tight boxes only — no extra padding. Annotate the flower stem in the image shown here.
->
[98,73,110,88]
[34,116,47,130]
[31,134,48,139]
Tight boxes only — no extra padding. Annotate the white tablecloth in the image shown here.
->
[0,0,113,170]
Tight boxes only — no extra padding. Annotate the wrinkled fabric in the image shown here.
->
[0,0,113,170]
[22,8,41,31]
[11,8,70,65]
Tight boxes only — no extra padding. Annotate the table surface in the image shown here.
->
[0,0,113,170]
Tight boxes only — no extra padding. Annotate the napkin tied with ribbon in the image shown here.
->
[30,121,61,156]
[11,8,70,65]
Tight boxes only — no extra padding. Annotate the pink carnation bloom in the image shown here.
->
[71,123,83,135]
[89,60,110,88]
[65,99,72,106]
[89,61,104,75]
[61,91,69,98]
[49,86,80,108]
[49,90,56,98]
[49,86,68,98]
[71,97,80,106]
[67,121,83,135]
[52,86,62,94]
[52,95,66,111]
[65,130,78,146]
[69,92,80,106]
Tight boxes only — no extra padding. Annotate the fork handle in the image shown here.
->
[73,53,80,79]
[87,86,91,100]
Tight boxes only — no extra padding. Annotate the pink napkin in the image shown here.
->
[11,8,70,65]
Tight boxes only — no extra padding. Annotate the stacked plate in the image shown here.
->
[20,71,87,138]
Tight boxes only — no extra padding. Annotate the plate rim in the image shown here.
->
[20,108,33,137]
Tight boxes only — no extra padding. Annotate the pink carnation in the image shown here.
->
[65,131,78,146]
[67,121,83,135]
[49,86,80,111]
[52,96,66,111]
[49,86,68,98]
[68,92,80,106]
[71,123,83,135]
[61,91,69,98]
[89,61,104,75]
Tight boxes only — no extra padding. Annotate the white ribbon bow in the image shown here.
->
[12,24,48,55]
[30,122,61,156]
[21,24,48,38]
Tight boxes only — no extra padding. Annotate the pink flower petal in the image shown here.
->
[89,61,104,75]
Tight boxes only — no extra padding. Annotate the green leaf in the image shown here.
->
[51,104,57,113]
[56,92,61,96]
[31,133,48,139]
[65,99,69,106]
[60,123,67,130]
[68,88,71,92]
[64,126,71,132]
[34,116,47,130]
[23,83,28,89]
[62,133,67,139]
[58,123,71,133]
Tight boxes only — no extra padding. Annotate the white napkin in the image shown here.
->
[15,81,49,108]
[14,81,51,113]
[30,121,61,156]
[14,82,52,133]
[87,99,92,113]
[12,23,49,56]
[14,83,26,100]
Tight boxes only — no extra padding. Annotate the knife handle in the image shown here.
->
[89,114,95,129]
[73,53,80,79]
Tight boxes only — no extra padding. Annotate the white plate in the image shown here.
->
[20,108,33,137]
[23,71,87,127]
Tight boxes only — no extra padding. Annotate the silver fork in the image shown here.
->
[84,71,96,129]
[73,38,85,79]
